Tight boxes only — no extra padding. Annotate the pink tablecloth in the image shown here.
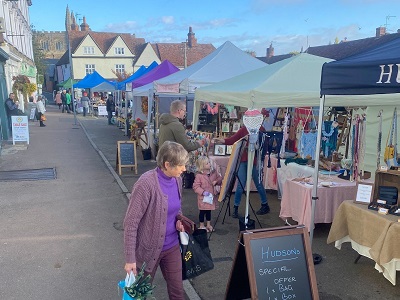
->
[279,177,358,231]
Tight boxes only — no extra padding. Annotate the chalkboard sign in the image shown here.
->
[225,226,319,300]
[117,141,137,175]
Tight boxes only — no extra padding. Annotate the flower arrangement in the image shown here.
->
[131,118,146,129]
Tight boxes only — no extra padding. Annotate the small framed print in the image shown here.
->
[232,122,241,132]
[221,122,230,133]
[214,144,226,156]
[226,145,233,155]
[354,181,374,204]
[229,108,238,119]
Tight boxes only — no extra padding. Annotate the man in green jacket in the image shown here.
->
[158,100,206,152]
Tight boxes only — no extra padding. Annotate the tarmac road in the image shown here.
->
[0,102,399,299]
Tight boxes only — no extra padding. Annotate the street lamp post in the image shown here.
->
[67,32,77,125]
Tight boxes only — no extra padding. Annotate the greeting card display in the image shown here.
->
[232,122,241,132]
[221,122,230,133]
[214,144,226,156]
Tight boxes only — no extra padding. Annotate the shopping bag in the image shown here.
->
[180,229,214,279]
[118,271,136,300]
[40,114,46,121]
[118,263,155,300]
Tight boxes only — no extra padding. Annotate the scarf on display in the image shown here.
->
[256,131,268,184]
[206,103,219,114]
[280,110,289,156]
[377,110,383,169]
[350,113,366,181]
[264,131,284,168]
[384,108,399,167]
[321,121,338,158]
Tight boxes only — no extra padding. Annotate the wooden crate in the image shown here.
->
[373,170,400,204]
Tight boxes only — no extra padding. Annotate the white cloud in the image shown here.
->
[103,21,139,32]
[161,16,174,25]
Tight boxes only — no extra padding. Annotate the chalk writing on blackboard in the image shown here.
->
[250,234,312,300]
[226,227,319,300]
[117,141,137,175]
[120,143,135,165]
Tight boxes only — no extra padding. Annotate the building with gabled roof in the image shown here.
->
[306,27,400,60]
[151,27,215,68]
[45,6,215,89]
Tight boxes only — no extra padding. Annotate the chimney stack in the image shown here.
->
[80,16,90,31]
[376,26,386,37]
[187,27,197,48]
[266,43,274,58]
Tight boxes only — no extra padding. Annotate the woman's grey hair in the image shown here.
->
[170,100,186,114]
[157,141,189,169]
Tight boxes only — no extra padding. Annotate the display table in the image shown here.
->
[327,201,400,285]
[279,176,357,231]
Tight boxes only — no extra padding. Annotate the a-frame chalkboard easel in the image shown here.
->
[116,141,138,175]
[225,226,319,300]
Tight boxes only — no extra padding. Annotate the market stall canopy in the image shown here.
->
[115,65,146,90]
[321,37,400,97]
[131,82,152,97]
[57,78,78,89]
[74,71,116,90]
[116,62,159,90]
[131,60,179,89]
[194,53,333,109]
[154,41,266,95]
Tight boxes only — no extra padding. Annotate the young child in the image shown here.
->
[192,156,223,232]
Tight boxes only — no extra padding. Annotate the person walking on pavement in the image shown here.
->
[36,95,46,127]
[158,100,206,151]
[80,92,90,117]
[54,91,62,109]
[192,156,223,232]
[4,92,21,133]
[66,90,73,112]
[61,89,70,113]
[124,141,188,300]
[213,126,270,218]
[106,94,115,125]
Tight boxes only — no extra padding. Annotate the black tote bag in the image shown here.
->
[181,229,214,279]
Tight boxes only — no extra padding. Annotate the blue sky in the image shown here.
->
[29,0,400,56]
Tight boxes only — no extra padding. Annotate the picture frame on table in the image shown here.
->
[221,122,230,133]
[214,144,226,156]
[232,122,241,132]
[354,181,374,204]
[226,145,233,155]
